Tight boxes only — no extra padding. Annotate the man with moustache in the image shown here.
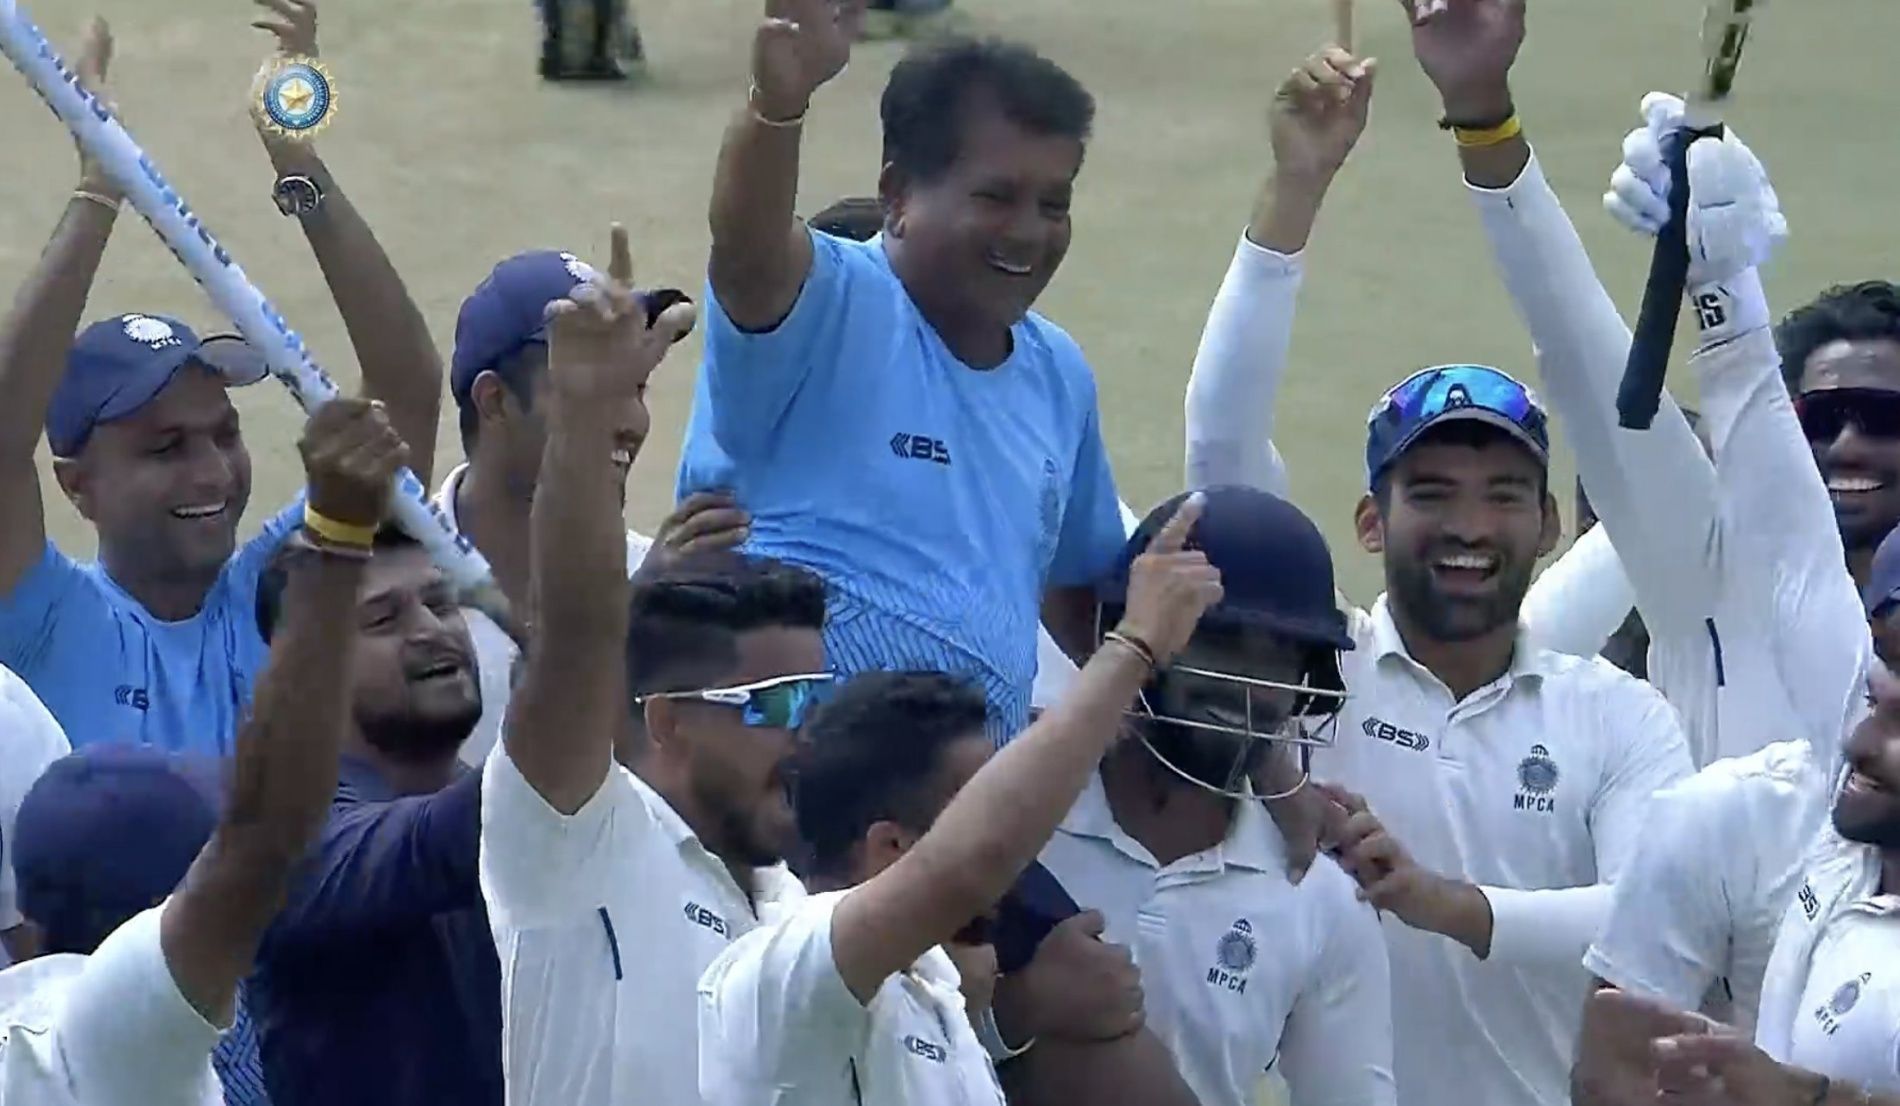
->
[242,529,497,1106]
[684,0,1130,740]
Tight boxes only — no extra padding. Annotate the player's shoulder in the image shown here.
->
[1016,311,1097,388]
[1657,741,1818,814]
[1526,645,1674,710]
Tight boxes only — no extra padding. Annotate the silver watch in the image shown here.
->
[272,174,325,218]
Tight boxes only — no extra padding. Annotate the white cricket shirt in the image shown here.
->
[0,903,222,1106]
[479,741,805,1106]
[1468,155,1870,769]
[1037,773,1396,1106]
[1583,741,1827,1030]
[1312,598,1693,1106]
[435,463,653,768]
[1787,903,1900,1093]
[697,889,1005,1106]
[0,667,68,950]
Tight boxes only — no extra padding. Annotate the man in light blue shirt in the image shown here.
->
[685,13,1127,737]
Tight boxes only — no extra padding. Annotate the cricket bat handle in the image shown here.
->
[1617,121,1724,430]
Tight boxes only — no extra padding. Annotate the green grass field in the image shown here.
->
[5,0,1894,598]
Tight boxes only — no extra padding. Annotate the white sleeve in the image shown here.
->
[478,740,646,931]
[1580,774,1734,1008]
[58,904,222,1106]
[1278,865,1398,1106]
[0,677,68,932]
[1467,155,1720,642]
[1484,681,1693,967]
[1522,526,1638,658]
[697,892,867,1106]
[1182,233,1302,497]
[1695,325,1873,777]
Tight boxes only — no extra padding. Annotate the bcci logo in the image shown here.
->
[559,252,599,284]
[254,56,337,140]
[1207,919,1255,994]
[1514,744,1560,813]
[121,314,180,348]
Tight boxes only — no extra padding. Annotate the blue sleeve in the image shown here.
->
[698,229,856,463]
[1046,396,1128,589]
[228,494,306,592]
[263,769,482,951]
[0,541,103,674]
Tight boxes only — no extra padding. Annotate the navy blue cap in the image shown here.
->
[1099,486,1354,652]
[1866,526,1900,618]
[48,314,267,458]
[1364,364,1551,487]
[12,745,223,940]
[451,251,600,407]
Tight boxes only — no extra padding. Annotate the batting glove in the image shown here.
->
[1604,91,1788,288]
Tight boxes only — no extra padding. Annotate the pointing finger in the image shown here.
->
[1149,491,1205,554]
[1332,0,1354,51]
[608,223,634,289]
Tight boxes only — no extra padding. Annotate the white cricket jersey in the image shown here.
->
[0,666,69,953]
[1467,155,1870,769]
[1177,229,1646,665]
[0,904,223,1106]
[697,890,1005,1106]
[1037,773,1396,1106]
[435,463,654,768]
[479,741,805,1106]
[1311,598,1693,1106]
[1757,831,1900,1093]
[1583,741,1827,1030]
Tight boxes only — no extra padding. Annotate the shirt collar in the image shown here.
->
[627,769,804,909]
[1368,593,1549,684]
[434,462,470,531]
[1061,767,1286,876]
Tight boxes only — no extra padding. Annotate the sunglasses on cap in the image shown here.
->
[639,672,836,730]
[1367,364,1550,480]
[1794,388,1900,444]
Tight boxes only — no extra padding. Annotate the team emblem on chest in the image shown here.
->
[1812,972,1872,1037]
[1206,918,1256,994]
[1513,744,1560,813]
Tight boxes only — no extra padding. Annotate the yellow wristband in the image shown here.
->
[1453,114,1522,149]
[303,504,377,548]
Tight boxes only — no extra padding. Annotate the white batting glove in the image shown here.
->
[1605,92,1787,286]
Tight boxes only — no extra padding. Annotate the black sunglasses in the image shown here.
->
[1795,388,1900,443]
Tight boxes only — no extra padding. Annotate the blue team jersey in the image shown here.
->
[0,498,303,755]
[678,231,1127,737]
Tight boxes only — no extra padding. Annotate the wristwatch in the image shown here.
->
[272,174,325,217]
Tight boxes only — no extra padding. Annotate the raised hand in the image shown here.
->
[751,0,865,121]
[1115,493,1224,667]
[1604,92,1787,288]
[72,17,118,198]
[545,225,699,405]
[649,491,751,569]
[299,397,409,531]
[1401,0,1524,124]
[1271,46,1377,185]
[252,0,319,57]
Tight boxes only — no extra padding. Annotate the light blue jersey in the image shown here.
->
[0,498,302,755]
[679,232,1127,738]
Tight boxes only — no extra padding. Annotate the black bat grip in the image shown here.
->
[1617,123,1724,430]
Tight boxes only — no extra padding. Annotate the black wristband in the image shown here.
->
[1438,105,1517,131]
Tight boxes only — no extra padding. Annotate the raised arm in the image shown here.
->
[503,228,697,814]
[1184,45,1373,497]
[830,497,1223,1002]
[1405,0,1719,644]
[158,397,405,1026]
[248,0,443,484]
[707,0,858,331]
[0,20,118,595]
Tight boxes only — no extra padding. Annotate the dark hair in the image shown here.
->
[880,36,1094,186]
[794,671,990,880]
[808,196,886,243]
[624,552,828,697]
[1775,281,1900,393]
[456,343,548,451]
[254,525,420,642]
[1373,420,1549,506]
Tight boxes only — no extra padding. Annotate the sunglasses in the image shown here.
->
[1794,388,1900,443]
[1368,365,1550,476]
[640,672,836,730]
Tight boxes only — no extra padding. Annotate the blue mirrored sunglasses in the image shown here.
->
[642,672,836,729]
[1368,364,1549,473]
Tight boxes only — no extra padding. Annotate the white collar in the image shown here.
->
[1060,768,1286,875]
[1366,593,1550,686]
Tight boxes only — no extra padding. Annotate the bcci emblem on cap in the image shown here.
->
[1207,919,1257,994]
[253,55,337,141]
[1514,744,1560,813]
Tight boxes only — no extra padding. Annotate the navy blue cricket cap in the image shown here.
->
[1865,525,1900,618]
[1364,364,1551,487]
[451,250,600,407]
[48,313,267,458]
[1098,485,1354,653]
[12,745,223,945]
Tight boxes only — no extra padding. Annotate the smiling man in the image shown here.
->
[683,0,1128,741]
